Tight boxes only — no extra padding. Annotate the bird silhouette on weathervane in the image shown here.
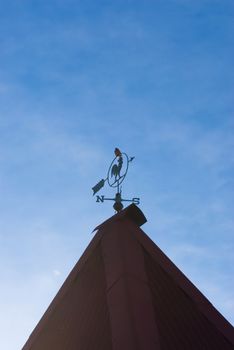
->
[91,148,138,212]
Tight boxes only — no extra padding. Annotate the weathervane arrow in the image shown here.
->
[92,178,106,195]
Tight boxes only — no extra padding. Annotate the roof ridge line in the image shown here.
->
[131,223,234,345]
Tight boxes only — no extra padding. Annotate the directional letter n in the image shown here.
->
[96,195,105,203]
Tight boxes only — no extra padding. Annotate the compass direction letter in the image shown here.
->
[96,195,105,203]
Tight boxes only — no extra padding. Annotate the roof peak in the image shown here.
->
[93,204,147,232]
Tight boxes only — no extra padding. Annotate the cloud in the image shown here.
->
[53,269,61,276]
[145,118,234,167]
[0,270,64,349]
[198,280,234,325]
[0,115,107,181]
[168,243,208,258]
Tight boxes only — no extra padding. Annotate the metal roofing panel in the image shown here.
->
[143,248,234,349]
[22,204,234,350]
[22,244,112,350]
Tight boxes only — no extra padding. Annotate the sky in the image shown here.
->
[0,0,233,348]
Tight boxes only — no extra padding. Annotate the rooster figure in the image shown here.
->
[111,148,123,182]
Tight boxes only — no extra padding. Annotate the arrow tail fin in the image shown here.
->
[92,179,105,195]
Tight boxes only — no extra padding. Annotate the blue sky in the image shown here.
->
[0,0,233,348]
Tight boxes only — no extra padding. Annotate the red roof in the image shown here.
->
[22,204,234,350]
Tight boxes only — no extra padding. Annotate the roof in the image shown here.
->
[22,204,234,350]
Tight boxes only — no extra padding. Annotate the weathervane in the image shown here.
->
[92,148,140,212]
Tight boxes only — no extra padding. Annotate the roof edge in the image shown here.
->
[131,224,234,345]
[22,228,104,349]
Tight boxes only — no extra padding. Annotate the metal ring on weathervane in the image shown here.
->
[107,152,129,188]
[92,148,137,212]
